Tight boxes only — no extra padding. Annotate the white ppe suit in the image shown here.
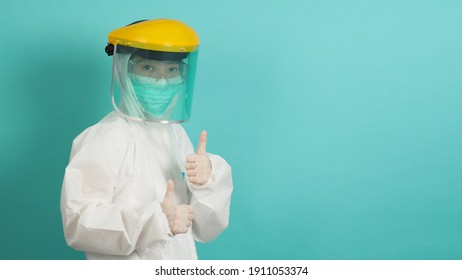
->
[60,111,233,259]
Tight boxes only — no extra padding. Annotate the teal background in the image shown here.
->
[0,0,461,259]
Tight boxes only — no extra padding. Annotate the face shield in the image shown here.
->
[111,45,198,123]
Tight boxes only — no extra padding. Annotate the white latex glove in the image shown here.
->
[185,130,212,186]
[161,180,193,235]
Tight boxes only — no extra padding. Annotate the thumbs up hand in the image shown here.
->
[161,180,193,235]
[185,130,212,186]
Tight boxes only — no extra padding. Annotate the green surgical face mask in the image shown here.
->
[129,74,185,116]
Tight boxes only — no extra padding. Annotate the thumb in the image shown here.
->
[196,130,207,155]
[163,180,175,204]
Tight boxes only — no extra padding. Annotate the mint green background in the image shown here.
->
[0,0,461,259]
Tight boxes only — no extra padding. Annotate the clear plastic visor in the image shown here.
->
[111,45,198,123]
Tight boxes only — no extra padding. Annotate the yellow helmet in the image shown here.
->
[105,19,200,54]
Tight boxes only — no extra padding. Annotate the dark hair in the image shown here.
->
[117,45,188,61]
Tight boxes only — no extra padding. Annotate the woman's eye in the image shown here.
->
[143,65,154,71]
[168,67,179,73]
